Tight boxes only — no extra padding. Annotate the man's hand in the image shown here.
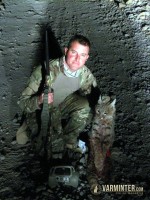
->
[38,92,53,105]
[38,93,44,105]
[48,92,53,104]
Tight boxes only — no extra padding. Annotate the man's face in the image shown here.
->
[64,41,89,72]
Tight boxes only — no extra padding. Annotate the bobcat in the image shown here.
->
[87,95,116,195]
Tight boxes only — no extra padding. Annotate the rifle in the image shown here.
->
[38,30,52,157]
[39,30,64,158]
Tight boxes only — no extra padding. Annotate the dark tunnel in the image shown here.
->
[0,0,150,199]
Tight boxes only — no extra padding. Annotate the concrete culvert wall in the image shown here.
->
[0,0,149,199]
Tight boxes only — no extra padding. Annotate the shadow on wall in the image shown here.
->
[17,24,64,124]
[34,24,63,67]
[12,24,63,128]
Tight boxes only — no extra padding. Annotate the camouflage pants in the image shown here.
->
[25,92,92,154]
[51,92,91,146]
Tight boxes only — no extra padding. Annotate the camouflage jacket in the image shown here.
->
[18,56,97,113]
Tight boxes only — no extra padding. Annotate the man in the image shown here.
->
[16,34,99,158]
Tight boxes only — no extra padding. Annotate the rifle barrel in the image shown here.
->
[45,30,49,76]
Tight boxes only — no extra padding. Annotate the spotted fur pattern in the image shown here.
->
[87,95,116,194]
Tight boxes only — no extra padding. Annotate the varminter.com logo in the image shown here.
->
[99,184,143,196]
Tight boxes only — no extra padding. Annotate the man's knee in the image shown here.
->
[72,94,91,115]
[78,96,90,110]
[61,93,91,119]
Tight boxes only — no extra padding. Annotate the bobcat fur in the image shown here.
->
[87,95,116,195]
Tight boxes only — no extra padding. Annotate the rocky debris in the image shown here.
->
[0,0,150,199]
[0,138,149,199]
[0,1,5,11]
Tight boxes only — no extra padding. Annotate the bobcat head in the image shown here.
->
[94,95,116,127]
